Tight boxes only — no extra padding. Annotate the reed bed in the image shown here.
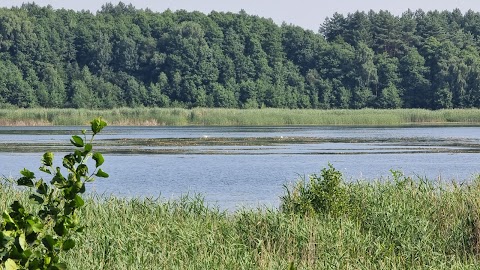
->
[0,108,480,126]
[2,174,480,269]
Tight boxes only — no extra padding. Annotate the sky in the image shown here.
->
[2,0,480,32]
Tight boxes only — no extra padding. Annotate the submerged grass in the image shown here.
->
[2,173,480,269]
[1,108,480,126]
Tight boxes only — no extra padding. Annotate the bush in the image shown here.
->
[280,164,349,217]
[0,118,108,270]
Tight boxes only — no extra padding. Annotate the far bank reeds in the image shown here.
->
[2,170,480,269]
[1,108,480,126]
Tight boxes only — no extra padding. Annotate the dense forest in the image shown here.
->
[1,3,480,109]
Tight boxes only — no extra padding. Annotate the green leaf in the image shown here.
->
[20,168,35,178]
[74,179,83,190]
[17,177,34,187]
[62,239,75,251]
[70,135,84,147]
[51,168,67,188]
[74,195,84,208]
[96,169,109,178]
[27,218,44,233]
[84,143,93,152]
[36,179,49,195]
[77,164,88,176]
[42,235,55,251]
[18,233,27,251]
[44,255,51,265]
[74,150,83,162]
[0,231,5,243]
[42,152,54,167]
[62,154,76,170]
[64,205,73,216]
[2,211,15,225]
[29,194,44,204]
[39,166,52,174]
[21,249,32,259]
[78,182,86,193]
[10,201,24,214]
[70,213,80,227]
[90,117,107,135]
[54,221,66,236]
[92,152,104,167]
[5,258,18,270]
[1,232,14,250]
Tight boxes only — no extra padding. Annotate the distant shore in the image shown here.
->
[1,108,480,126]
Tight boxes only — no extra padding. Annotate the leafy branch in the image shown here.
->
[1,117,108,270]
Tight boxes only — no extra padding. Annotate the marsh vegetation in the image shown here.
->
[2,108,480,126]
[2,169,480,269]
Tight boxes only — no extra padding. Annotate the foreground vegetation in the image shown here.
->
[2,170,480,269]
[0,118,109,269]
[2,108,480,126]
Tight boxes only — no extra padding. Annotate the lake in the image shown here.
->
[0,126,479,210]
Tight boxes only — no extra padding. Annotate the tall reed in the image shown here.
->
[2,173,480,269]
[1,108,480,126]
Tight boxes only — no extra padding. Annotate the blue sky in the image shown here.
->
[2,0,480,31]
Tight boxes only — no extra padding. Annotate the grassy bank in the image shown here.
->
[2,172,480,269]
[1,108,480,126]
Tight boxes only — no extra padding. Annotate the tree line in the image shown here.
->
[1,3,480,109]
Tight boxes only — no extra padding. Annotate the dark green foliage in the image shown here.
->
[376,83,403,108]
[1,3,480,109]
[0,118,108,269]
[281,164,349,217]
[280,165,480,267]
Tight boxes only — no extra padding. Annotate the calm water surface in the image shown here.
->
[0,126,479,210]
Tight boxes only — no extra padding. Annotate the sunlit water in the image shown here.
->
[0,126,479,210]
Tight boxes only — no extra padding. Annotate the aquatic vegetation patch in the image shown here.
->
[2,108,480,126]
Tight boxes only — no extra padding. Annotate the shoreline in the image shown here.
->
[1,107,480,126]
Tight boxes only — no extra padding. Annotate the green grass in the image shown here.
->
[1,108,480,126]
[2,173,480,269]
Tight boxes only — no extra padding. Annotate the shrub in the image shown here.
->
[280,164,348,217]
[0,118,108,270]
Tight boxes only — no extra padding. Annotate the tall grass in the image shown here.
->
[1,108,480,126]
[2,172,480,269]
